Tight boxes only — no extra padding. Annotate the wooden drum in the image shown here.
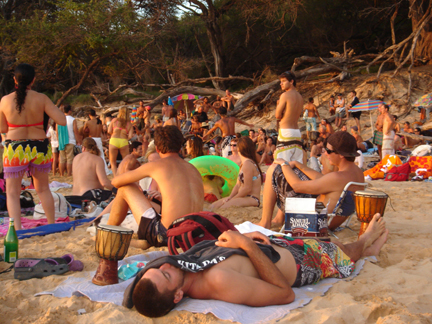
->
[353,190,388,237]
[92,225,133,286]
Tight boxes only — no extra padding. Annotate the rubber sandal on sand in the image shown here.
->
[14,259,69,280]
[60,254,84,271]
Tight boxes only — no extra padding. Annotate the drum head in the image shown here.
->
[97,224,134,234]
[354,190,388,197]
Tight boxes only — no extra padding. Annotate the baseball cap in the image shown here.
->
[351,126,358,131]
[326,131,360,157]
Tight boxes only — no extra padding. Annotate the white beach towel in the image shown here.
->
[37,221,372,324]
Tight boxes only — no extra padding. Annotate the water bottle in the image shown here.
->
[4,217,19,263]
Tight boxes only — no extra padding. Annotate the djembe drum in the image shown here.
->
[92,225,133,286]
[353,190,388,237]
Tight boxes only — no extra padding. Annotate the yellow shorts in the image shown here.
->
[109,137,129,149]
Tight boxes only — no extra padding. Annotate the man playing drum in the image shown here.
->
[256,131,364,231]
[105,126,204,249]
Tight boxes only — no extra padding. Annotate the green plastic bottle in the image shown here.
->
[4,217,19,263]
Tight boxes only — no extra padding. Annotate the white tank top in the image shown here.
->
[66,115,76,145]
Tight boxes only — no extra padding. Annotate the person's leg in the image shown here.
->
[32,169,55,225]
[52,151,59,175]
[59,150,66,176]
[256,164,278,229]
[109,145,119,176]
[213,196,259,210]
[332,213,387,262]
[5,176,24,230]
[65,144,74,176]
[119,145,130,159]
[355,117,361,133]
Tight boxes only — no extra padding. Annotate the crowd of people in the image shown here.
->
[0,63,400,318]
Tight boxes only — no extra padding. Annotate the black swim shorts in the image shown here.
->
[137,208,168,247]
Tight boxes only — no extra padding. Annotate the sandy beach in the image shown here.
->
[1,171,432,323]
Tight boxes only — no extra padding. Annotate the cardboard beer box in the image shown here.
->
[284,198,328,237]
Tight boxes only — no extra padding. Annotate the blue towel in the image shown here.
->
[16,217,95,239]
[57,124,69,151]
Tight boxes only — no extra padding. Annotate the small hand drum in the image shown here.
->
[92,224,133,286]
[353,190,388,237]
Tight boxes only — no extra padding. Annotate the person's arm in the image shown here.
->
[210,231,294,306]
[73,119,81,145]
[314,105,320,119]
[44,95,67,126]
[127,122,133,139]
[111,157,153,188]
[232,163,254,198]
[95,158,113,190]
[275,95,287,121]
[275,160,338,195]
[234,118,254,128]
[202,124,219,139]
[0,108,8,134]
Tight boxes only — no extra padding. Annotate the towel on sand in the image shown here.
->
[36,222,370,324]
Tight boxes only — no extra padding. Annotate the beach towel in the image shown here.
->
[364,155,402,180]
[408,156,432,178]
[0,216,69,236]
[57,125,69,151]
[36,248,370,324]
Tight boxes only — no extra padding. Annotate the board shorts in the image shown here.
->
[269,235,355,287]
[272,164,315,211]
[163,116,169,123]
[335,108,346,118]
[109,137,129,149]
[382,130,395,157]
[351,111,362,119]
[59,143,74,164]
[305,117,317,131]
[275,129,304,163]
[137,208,167,247]
[3,138,52,178]
[373,131,383,146]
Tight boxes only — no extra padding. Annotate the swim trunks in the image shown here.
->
[382,130,395,157]
[272,164,315,211]
[109,137,129,149]
[221,135,236,158]
[373,131,383,146]
[351,111,362,119]
[335,108,346,118]
[3,138,52,178]
[269,235,355,287]
[304,117,317,132]
[137,207,167,247]
[275,129,304,163]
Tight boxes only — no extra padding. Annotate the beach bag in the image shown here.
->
[167,212,238,255]
[33,192,71,219]
[384,163,410,182]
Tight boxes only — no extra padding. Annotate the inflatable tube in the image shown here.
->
[189,156,240,197]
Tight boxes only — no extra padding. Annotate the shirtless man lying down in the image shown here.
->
[123,214,388,317]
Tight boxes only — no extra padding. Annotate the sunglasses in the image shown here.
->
[231,144,237,147]
[325,147,337,155]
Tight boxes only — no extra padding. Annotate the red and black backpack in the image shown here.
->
[167,212,238,255]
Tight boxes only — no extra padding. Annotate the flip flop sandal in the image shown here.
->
[14,259,69,280]
[59,254,84,271]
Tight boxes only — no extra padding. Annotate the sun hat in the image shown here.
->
[326,131,360,157]
[154,115,161,120]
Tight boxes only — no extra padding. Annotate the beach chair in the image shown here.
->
[327,181,368,238]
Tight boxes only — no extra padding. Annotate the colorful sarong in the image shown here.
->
[275,129,304,163]
[373,130,383,146]
[3,139,52,178]
[269,235,355,287]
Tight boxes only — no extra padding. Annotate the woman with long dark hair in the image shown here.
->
[186,136,204,159]
[210,136,263,210]
[164,108,180,129]
[0,63,66,230]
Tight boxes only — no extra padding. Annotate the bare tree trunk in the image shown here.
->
[205,20,225,90]
[410,0,432,61]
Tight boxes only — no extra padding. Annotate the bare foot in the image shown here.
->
[362,229,389,257]
[360,213,386,248]
[271,209,285,227]
[271,218,284,227]
[255,220,271,229]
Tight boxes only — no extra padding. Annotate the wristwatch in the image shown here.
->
[281,161,289,167]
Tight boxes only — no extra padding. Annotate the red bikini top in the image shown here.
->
[7,121,44,128]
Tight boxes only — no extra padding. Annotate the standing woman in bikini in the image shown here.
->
[0,63,66,230]
[210,136,263,210]
[108,107,133,175]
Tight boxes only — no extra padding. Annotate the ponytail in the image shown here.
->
[14,64,35,114]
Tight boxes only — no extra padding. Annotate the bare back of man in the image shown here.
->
[381,105,396,157]
[305,102,318,118]
[72,151,112,195]
[106,126,204,249]
[84,117,102,138]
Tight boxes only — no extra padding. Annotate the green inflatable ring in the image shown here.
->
[189,155,240,198]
